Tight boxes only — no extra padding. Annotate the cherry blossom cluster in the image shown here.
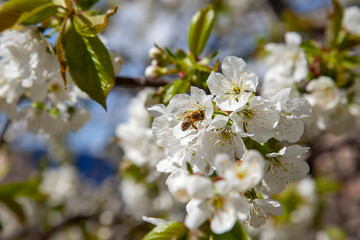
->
[0,27,91,135]
[261,6,360,137]
[148,56,312,233]
[115,89,183,220]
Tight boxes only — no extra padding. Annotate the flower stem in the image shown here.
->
[213,109,228,116]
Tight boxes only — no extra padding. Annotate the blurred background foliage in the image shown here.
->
[0,0,360,239]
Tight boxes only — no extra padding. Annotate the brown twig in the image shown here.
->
[114,76,172,88]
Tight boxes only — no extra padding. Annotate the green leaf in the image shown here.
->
[163,79,191,104]
[326,0,344,48]
[188,5,216,57]
[73,6,118,37]
[18,3,58,25]
[343,54,360,68]
[76,0,100,10]
[338,34,360,51]
[0,196,26,225]
[0,0,52,32]
[0,179,45,201]
[301,41,322,56]
[324,225,347,240]
[143,222,188,240]
[212,222,247,240]
[316,176,341,194]
[64,22,115,109]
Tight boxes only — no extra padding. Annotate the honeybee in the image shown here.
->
[181,109,205,131]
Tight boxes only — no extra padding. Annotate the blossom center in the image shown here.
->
[211,195,225,210]
[233,86,243,95]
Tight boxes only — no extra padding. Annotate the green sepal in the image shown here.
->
[142,222,188,240]
[73,6,118,37]
[214,58,220,71]
[0,0,52,32]
[188,5,216,57]
[64,22,115,110]
[186,162,194,174]
[165,47,177,60]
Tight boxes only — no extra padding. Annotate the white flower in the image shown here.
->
[264,32,308,83]
[152,86,213,146]
[184,178,249,234]
[214,151,264,192]
[0,28,61,103]
[142,217,171,226]
[230,96,280,143]
[145,60,160,78]
[116,89,164,167]
[315,101,356,135]
[66,108,91,132]
[262,145,309,196]
[120,179,156,218]
[305,76,343,110]
[109,50,123,75]
[0,28,90,136]
[247,199,284,228]
[167,174,213,203]
[148,47,162,58]
[25,108,66,135]
[261,66,301,99]
[39,164,79,206]
[271,88,312,143]
[304,77,358,134]
[343,6,360,35]
[207,56,258,111]
[201,115,247,165]
[150,87,214,174]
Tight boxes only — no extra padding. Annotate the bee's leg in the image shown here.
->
[192,123,198,130]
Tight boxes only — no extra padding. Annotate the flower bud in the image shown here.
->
[149,47,162,59]
[145,65,160,78]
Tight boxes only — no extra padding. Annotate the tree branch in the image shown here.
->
[114,76,172,88]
